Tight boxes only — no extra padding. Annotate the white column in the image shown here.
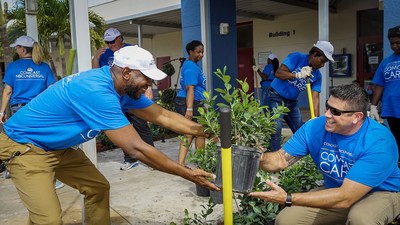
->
[69,1,94,224]
[137,24,143,47]
[318,0,330,116]
[25,14,38,41]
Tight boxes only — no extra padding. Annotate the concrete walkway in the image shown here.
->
[0,137,229,225]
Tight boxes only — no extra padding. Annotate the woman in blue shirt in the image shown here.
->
[174,40,207,166]
[0,35,55,123]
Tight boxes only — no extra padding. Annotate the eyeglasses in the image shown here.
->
[105,36,120,45]
[325,100,359,116]
[105,39,116,45]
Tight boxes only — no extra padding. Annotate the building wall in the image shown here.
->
[89,0,180,22]
[253,0,378,86]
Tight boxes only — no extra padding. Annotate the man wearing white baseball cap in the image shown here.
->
[0,45,219,224]
[92,27,132,68]
[92,28,154,171]
[265,40,335,151]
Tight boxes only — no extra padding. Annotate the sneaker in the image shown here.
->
[120,161,139,170]
[55,180,65,189]
[5,170,11,179]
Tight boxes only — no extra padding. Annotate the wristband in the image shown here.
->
[186,108,193,111]
[285,193,292,207]
[0,112,4,115]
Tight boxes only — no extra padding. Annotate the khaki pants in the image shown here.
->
[0,133,110,225]
[275,188,400,225]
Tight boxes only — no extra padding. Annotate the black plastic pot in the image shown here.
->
[210,190,223,204]
[195,184,210,197]
[215,145,261,193]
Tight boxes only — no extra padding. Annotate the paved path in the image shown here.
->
[0,137,227,225]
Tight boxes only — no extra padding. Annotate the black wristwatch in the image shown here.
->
[285,193,292,207]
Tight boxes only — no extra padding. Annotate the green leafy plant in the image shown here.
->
[197,66,289,149]
[183,198,217,225]
[233,171,280,224]
[187,141,218,173]
[278,155,323,193]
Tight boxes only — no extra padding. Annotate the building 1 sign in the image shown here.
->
[268,30,295,38]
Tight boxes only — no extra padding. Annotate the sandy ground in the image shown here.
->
[0,137,227,225]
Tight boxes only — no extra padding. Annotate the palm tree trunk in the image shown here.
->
[59,36,66,76]
[0,25,13,69]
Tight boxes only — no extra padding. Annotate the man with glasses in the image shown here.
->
[92,28,131,68]
[92,28,154,171]
[266,41,335,151]
[0,46,219,225]
[250,84,400,224]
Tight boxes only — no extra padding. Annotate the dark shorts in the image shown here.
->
[174,97,203,122]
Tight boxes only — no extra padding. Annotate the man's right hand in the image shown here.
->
[93,48,106,60]
[185,168,221,191]
[252,65,259,72]
[0,112,7,124]
[295,66,312,79]
[370,105,383,122]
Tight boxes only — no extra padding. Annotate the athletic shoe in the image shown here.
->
[5,170,11,179]
[120,161,139,170]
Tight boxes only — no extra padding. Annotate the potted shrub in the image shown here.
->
[196,66,288,193]
[187,140,218,197]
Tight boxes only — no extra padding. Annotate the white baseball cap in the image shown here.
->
[10,36,35,47]
[268,53,277,60]
[113,46,167,81]
[103,28,121,42]
[314,41,335,62]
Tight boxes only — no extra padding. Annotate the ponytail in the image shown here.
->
[31,42,44,65]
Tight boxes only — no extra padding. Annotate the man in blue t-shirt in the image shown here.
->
[266,41,335,151]
[370,25,400,167]
[250,84,400,224]
[92,27,153,171]
[0,46,219,225]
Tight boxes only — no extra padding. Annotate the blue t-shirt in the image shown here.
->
[284,116,400,192]
[260,64,275,89]
[271,52,322,100]
[98,43,133,67]
[120,94,153,113]
[3,58,56,105]
[3,66,148,150]
[372,53,400,118]
[176,60,207,101]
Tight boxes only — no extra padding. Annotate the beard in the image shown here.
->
[124,80,142,100]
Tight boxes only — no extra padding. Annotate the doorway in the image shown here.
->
[237,22,255,95]
[356,8,383,91]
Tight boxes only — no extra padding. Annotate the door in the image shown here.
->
[356,8,383,89]
[156,56,172,91]
[357,35,383,86]
[237,48,255,95]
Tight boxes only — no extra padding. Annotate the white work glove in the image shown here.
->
[252,65,259,72]
[295,66,312,79]
[369,105,383,122]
